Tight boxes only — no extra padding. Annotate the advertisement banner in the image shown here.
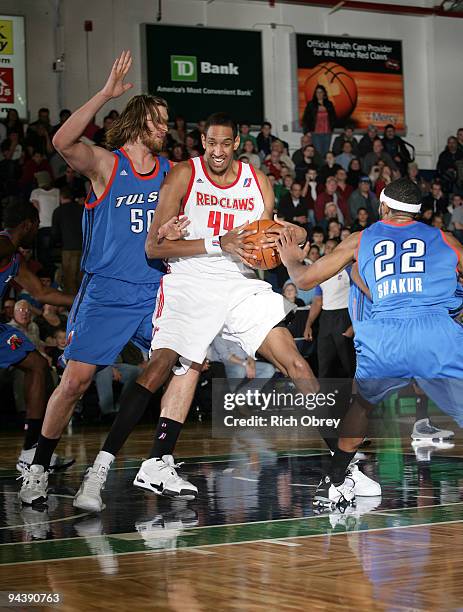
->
[142,24,264,124]
[296,33,404,132]
[0,15,26,119]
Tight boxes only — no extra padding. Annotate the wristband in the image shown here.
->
[242,360,248,367]
[204,237,222,255]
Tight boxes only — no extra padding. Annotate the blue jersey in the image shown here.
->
[348,280,372,326]
[357,220,461,316]
[82,148,171,284]
[0,232,19,299]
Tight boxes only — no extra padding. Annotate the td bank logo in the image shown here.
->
[171,55,240,82]
[171,55,197,82]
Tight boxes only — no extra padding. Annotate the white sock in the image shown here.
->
[95,450,115,469]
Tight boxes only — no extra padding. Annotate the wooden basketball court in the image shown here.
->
[1,413,463,611]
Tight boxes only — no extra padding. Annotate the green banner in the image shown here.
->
[142,24,264,124]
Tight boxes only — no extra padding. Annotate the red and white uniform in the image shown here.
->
[151,156,295,370]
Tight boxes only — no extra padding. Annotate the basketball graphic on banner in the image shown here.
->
[303,62,358,121]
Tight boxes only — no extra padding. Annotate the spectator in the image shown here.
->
[375,165,393,197]
[332,124,359,157]
[358,124,378,158]
[277,182,313,228]
[0,298,15,324]
[362,138,396,175]
[185,134,198,157]
[209,335,275,392]
[294,145,319,183]
[35,303,67,346]
[94,352,143,418]
[256,121,277,157]
[51,186,84,294]
[283,281,305,307]
[419,208,434,225]
[169,116,187,144]
[238,120,257,152]
[437,136,463,193]
[16,269,56,316]
[327,219,342,240]
[347,157,362,188]
[0,139,21,198]
[189,119,206,154]
[51,109,71,136]
[315,176,346,222]
[335,141,354,171]
[170,143,189,163]
[317,151,342,185]
[108,109,119,121]
[348,176,378,221]
[450,193,463,242]
[320,202,343,233]
[301,85,336,156]
[83,116,100,141]
[93,115,114,147]
[3,108,24,141]
[268,140,294,173]
[421,181,448,216]
[239,140,261,169]
[28,107,51,134]
[48,327,67,376]
[9,300,43,349]
[19,149,54,195]
[341,227,351,241]
[292,134,324,170]
[432,214,445,230]
[311,226,325,255]
[54,166,87,201]
[407,162,420,185]
[274,174,293,209]
[456,128,463,152]
[30,171,60,269]
[381,124,411,174]
[335,167,353,207]
[263,149,284,180]
[351,207,371,232]
[301,166,318,203]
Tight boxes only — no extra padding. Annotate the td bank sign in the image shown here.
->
[171,55,239,81]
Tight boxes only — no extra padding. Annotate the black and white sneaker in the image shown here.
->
[18,465,49,505]
[133,455,198,499]
[16,445,75,473]
[313,474,356,509]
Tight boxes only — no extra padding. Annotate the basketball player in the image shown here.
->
[19,51,219,506]
[74,113,379,512]
[277,178,463,508]
[0,202,74,470]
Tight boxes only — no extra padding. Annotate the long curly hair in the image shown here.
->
[105,94,168,150]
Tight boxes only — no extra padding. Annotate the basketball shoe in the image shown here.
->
[133,455,198,499]
[18,464,49,505]
[136,503,198,551]
[411,419,454,442]
[73,463,110,512]
[313,474,356,509]
[16,445,75,473]
[347,461,381,496]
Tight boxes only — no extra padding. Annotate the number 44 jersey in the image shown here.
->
[357,219,461,316]
[168,156,265,276]
[82,148,171,284]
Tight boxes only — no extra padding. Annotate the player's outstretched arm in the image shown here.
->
[15,263,75,307]
[52,50,133,184]
[277,230,359,290]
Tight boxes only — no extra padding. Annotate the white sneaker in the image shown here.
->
[133,455,198,499]
[16,445,75,473]
[411,418,454,441]
[347,462,381,496]
[136,505,198,551]
[73,464,110,512]
[18,465,49,505]
[313,474,356,509]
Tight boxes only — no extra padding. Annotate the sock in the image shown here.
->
[23,418,43,450]
[329,448,357,486]
[102,382,153,456]
[416,395,428,422]
[94,450,115,469]
[322,437,338,454]
[149,417,183,459]
[32,434,60,470]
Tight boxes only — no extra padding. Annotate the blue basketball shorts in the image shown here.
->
[0,324,35,369]
[64,273,160,366]
[354,309,463,426]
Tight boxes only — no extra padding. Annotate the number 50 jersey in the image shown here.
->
[82,148,171,284]
[357,219,461,316]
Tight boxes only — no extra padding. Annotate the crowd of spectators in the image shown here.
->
[1,104,463,421]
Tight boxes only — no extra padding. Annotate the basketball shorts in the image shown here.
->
[354,309,463,426]
[64,273,160,366]
[0,324,35,369]
[150,273,295,373]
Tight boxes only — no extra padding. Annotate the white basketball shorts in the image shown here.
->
[151,272,295,372]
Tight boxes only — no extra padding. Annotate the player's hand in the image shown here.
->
[276,228,305,268]
[220,221,258,266]
[259,216,307,249]
[101,50,133,99]
[157,215,191,242]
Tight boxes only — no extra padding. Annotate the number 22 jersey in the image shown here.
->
[82,148,171,284]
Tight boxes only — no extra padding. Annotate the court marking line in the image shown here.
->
[1,517,463,567]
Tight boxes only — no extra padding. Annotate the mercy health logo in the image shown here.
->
[171,55,239,82]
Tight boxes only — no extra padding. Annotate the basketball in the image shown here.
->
[303,61,358,121]
[242,219,282,270]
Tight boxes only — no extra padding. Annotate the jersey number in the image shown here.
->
[374,238,425,281]
[130,209,155,233]
[207,211,235,236]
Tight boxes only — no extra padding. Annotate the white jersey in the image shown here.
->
[168,156,265,276]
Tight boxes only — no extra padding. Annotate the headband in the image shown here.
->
[380,188,421,213]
